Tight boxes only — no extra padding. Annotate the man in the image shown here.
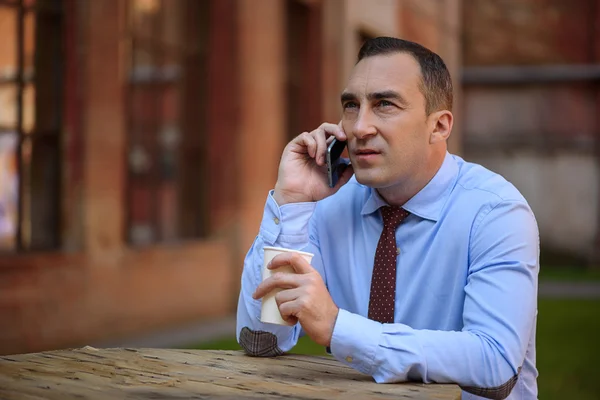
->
[236,37,539,400]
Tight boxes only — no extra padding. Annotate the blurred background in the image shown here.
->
[0,0,599,398]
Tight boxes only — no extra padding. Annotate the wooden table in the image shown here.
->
[0,347,460,399]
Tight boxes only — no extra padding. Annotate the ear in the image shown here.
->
[428,110,453,144]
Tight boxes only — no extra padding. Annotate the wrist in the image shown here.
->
[272,189,291,206]
[273,186,311,206]
[325,306,340,347]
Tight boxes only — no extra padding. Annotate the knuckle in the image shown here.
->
[304,286,314,297]
[290,253,301,264]
[297,297,309,310]
[307,281,319,292]
[297,131,311,143]
[279,302,291,314]
[272,271,285,282]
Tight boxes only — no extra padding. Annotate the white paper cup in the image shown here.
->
[260,246,314,326]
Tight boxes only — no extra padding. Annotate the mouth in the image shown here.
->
[354,149,381,156]
[353,148,382,165]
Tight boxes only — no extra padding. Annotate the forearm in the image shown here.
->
[236,191,318,355]
[331,310,523,388]
[236,237,302,356]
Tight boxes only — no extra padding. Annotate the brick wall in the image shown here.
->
[462,0,600,257]
[0,241,233,355]
[0,0,468,355]
[399,0,463,154]
[464,0,596,66]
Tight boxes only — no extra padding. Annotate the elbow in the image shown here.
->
[460,367,520,400]
[238,327,283,357]
[460,338,522,400]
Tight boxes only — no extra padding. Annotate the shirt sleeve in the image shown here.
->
[330,200,539,392]
[236,190,324,355]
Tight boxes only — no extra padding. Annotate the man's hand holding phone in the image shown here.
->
[273,123,354,206]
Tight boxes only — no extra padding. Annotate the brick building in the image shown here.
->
[461,0,600,261]
[3,0,598,356]
[0,0,461,355]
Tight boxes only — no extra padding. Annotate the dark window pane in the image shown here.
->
[0,0,63,252]
[0,132,18,250]
[126,0,208,245]
[23,7,35,73]
[22,82,34,132]
[129,180,156,245]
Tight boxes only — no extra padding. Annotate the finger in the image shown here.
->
[279,304,299,325]
[275,287,301,307]
[293,131,318,159]
[338,121,348,140]
[252,272,301,300]
[281,314,298,325]
[311,129,328,166]
[275,288,302,325]
[320,122,347,141]
[278,300,300,323]
[268,252,314,275]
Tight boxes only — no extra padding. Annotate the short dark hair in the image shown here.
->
[358,37,453,115]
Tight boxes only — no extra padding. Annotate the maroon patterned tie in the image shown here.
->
[368,206,409,323]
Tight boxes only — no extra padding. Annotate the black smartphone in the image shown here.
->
[326,138,348,188]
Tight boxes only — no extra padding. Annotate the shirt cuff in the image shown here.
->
[330,309,383,375]
[259,190,317,246]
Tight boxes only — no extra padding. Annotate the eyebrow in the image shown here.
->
[340,90,409,107]
[340,92,357,104]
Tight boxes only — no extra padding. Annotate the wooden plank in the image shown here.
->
[0,348,460,399]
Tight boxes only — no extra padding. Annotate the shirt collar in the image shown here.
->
[360,152,458,222]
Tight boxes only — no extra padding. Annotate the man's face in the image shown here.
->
[341,53,436,191]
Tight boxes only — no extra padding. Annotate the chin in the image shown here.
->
[354,170,388,188]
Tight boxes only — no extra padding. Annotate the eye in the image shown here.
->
[377,100,394,108]
[343,102,358,110]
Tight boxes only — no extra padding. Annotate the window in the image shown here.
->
[126,0,209,245]
[0,0,62,251]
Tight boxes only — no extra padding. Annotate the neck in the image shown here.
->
[377,149,446,206]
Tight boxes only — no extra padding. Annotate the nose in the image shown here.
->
[351,108,377,140]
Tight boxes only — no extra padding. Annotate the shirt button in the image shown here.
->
[396,247,401,255]
[345,355,353,363]
[273,217,280,225]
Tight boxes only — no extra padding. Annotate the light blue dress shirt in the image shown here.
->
[237,153,539,400]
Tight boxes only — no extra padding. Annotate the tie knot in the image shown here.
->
[381,206,409,229]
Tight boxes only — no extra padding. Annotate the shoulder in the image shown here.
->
[452,155,529,206]
[450,155,538,236]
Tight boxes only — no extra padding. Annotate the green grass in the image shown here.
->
[188,334,326,355]
[539,266,600,281]
[538,250,600,281]
[537,299,600,400]
[190,299,600,400]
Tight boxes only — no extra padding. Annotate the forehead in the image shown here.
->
[345,53,422,97]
